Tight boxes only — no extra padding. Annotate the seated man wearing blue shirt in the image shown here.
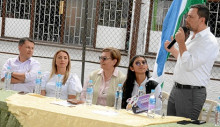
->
[1,37,40,93]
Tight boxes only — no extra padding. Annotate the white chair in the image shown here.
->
[161,91,170,115]
[198,99,217,122]
[161,91,169,103]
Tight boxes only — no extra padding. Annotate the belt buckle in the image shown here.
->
[175,83,178,88]
[176,83,183,89]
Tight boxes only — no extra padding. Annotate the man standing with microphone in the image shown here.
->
[164,4,219,120]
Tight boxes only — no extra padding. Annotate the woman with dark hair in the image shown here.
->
[122,55,161,111]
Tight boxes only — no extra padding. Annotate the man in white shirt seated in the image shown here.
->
[1,37,40,93]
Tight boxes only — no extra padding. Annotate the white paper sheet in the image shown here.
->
[50,101,76,107]
[92,110,118,116]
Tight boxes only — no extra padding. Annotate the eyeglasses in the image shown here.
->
[99,56,112,61]
[135,61,147,66]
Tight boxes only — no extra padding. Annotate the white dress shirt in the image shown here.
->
[174,27,219,86]
[132,77,162,112]
[1,57,40,93]
[41,72,82,100]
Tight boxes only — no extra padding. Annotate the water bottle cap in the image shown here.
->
[7,66,11,70]
[57,74,61,77]
[139,86,143,90]
[219,97,220,100]
[118,84,122,87]
[38,71,41,74]
[89,80,93,83]
[151,89,155,93]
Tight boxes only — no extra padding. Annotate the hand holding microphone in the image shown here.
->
[167,27,189,49]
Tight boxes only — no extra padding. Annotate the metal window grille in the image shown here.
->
[33,0,62,42]
[98,0,130,28]
[64,0,97,46]
[5,0,31,19]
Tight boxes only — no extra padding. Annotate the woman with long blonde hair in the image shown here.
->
[41,50,82,100]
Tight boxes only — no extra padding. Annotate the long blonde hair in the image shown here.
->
[50,50,71,85]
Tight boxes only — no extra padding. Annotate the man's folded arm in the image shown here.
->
[11,72,25,83]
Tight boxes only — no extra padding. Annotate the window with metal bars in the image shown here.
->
[98,0,130,28]
[4,0,31,19]
[33,0,61,42]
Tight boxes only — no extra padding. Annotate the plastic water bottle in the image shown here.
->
[34,71,42,94]
[55,74,62,99]
[4,66,12,90]
[138,86,144,96]
[86,80,93,105]
[215,97,220,126]
[148,89,156,118]
[114,84,123,110]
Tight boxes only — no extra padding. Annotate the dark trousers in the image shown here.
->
[167,84,206,120]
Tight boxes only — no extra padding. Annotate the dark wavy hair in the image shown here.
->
[122,55,150,108]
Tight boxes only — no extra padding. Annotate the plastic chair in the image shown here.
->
[161,91,170,115]
[161,91,169,103]
[198,99,217,122]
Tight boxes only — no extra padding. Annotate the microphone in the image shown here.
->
[167,26,189,49]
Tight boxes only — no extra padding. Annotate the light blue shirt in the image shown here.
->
[1,57,40,93]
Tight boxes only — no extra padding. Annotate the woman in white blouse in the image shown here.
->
[41,50,82,100]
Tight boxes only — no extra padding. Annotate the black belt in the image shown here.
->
[175,82,205,89]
